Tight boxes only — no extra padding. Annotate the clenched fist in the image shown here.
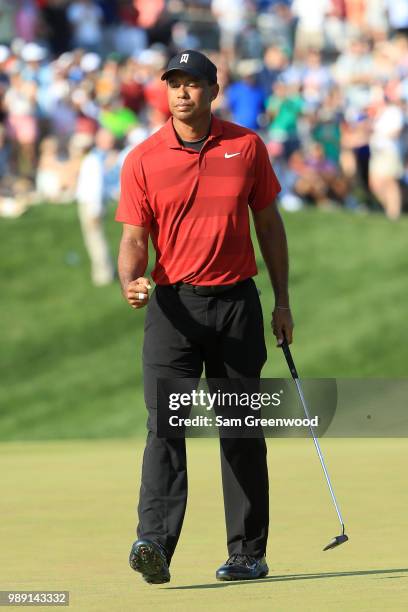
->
[126,277,152,309]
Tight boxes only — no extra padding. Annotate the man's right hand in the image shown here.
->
[126,277,152,309]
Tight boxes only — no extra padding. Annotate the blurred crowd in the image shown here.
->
[0,0,408,234]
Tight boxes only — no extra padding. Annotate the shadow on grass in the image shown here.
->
[165,568,408,590]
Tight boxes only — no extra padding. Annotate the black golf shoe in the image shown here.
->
[129,539,170,584]
[216,553,269,581]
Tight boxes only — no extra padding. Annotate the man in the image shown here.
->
[225,59,265,130]
[115,50,294,584]
[76,128,117,286]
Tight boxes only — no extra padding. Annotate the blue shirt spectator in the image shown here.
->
[226,73,265,130]
[256,0,292,10]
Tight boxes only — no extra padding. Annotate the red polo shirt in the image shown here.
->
[115,115,281,285]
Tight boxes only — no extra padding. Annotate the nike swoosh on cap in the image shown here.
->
[224,152,241,159]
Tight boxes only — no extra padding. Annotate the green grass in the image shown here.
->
[0,204,407,440]
[1,438,407,611]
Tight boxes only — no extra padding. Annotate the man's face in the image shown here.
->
[95,128,115,151]
[166,71,218,122]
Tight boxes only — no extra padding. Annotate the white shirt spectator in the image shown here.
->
[211,0,246,33]
[366,0,388,33]
[76,150,104,218]
[370,104,404,154]
[67,1,103,49]
[385,0,408,29]
[76,140,115,285]
[292,0,329,32]
[333,43,373,109]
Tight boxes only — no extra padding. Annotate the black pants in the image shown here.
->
[137,278,269,562]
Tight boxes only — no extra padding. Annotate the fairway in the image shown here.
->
[1,438,407,611]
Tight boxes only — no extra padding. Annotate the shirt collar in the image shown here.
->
[162,114,223,149]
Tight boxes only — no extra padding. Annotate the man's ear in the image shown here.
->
[210,83,220,101]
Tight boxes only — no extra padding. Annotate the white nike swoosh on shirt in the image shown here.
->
[224,152,241,159]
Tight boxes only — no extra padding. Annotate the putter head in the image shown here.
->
[323,533,349,551]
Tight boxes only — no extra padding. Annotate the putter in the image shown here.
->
[280,336,349,551]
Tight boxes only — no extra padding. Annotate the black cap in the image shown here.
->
[161,50,217,84]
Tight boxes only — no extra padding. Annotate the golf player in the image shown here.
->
[115,50,294,583]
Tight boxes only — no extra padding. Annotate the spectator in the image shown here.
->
[15,0,39,43]
[385,0,408,37]
[134,0,166,30]
[99,96,139,139]
[235,21,264,61]
[40,0,71,57]
[292,142,349,207]
[324,0,348,53]
[0,123,10,183]
[343,0,366,32]
[96,55,120,104]
[292,0,329,57]
[67,0,103,53]
[256,2,295,57]
[369,90,404,220]
[71,87,99,137]
[76,128,117,286]
[301,48,333,108]
[333,36,374,110]
[20,43,54,128]
[0,44,10,93]
[340,108,371,203]
[141,48,171,119]
[371,41,398,85]
[225,59,265,130]
[311,87,343,165]
[401,158,408,211]
[258,45,289,99]
[119,58,145,115]
[61,132,93,200]
[365,0,388,41]
[211,0,247,61]
[20,42,49,81]
[0,1,16,46]
[112,3,147,57]
[392,33,408,74]
[266,79,304,159]
[4,72,38,177]
[35,136,63,202]
[49,89,78,146]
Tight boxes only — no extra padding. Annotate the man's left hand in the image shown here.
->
[272,307,294,346]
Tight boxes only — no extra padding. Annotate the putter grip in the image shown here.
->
[281,338,298,379]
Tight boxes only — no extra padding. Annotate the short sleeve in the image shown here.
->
[115,151,153,228]
[248,135,281,211]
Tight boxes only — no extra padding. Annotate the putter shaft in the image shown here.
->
[294,378,345,533]
[280,338,347,540]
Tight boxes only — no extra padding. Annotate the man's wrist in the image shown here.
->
[274,293,290,309]
[119,276,132,299]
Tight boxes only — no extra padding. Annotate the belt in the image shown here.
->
[170,279,249,297]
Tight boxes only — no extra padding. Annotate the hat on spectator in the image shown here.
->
[0,45,10,63]
[127,126,150,146]
[137,48,167,70]
[56,52,74,69]
[161,50,217,84]
[236,59,263,78]
[80,52,101,73]
[69,133,94,151]
[21,42,47,63]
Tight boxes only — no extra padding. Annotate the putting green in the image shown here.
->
[1,438,407,611]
